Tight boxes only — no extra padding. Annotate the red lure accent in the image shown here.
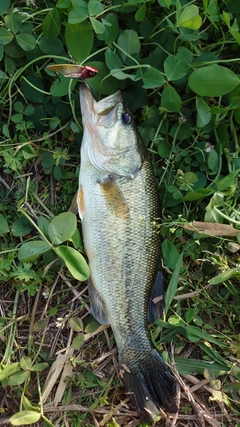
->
[47,64,98,79]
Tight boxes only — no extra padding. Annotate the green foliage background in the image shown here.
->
[0,0,240,426]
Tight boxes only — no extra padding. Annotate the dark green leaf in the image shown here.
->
[16,34,36,51]
[0,27,14,45]
[164,55,189,81]
[162,239,181,270]
[196,96,211,128]
[0,0,10,14]
[65,21,93,63]
[117,29,140,63]
[142,68,165,89]
[105,49,122,70]
[0,214,9,235]
[161,84,182,112]
[18,241,51,262]
[42,8,61,37]
[165,254,182,314]
[21,75,45,103]
[38,36,63,54]
[135,3,146,22]
[208,149,219,172]
[98,13,118,44]
[12,216,33,237]
[5,13,22,33]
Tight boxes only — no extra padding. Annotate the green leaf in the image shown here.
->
[5,12,22,33]
[196,96,211,128]
[208,268,239,285]
[117,29,140,63]
[177,5,202,30]
[0,0,10,14]
[88,0,103,16]
[165,254,182,314]
[0,214,9,235]
[21,75,45,103]
[65,21,93,63]
[164,54,189,81]
[31,362,49,372]
[11,216,33,237]
[85,321,99,333]
[8,371,30,386]
[183,188,213,201]
[142,68,165,89]
[20,356,32,371]
[110,69,137,81]
[162,239,181,270]
[208,149,219,172]
[10,411,41,426]
[161,84,182,112]
[69,317,84,332]
[56,0,71,7]
[42,8,61,37]
[54,245,90,281]
[97,13,118,45]
[50,74,73,97]
[105,49,122,70]
[18,241,51,262]
[90,17,105,34]
[188,65,240,97]
[16,34,36,51]
[0,362,20,381]
[0,27,14,45]
[72,333,85,350]
[135,3,146,22]
[38,36,63,54]
[48,212,77,245]
[68,8,88,24]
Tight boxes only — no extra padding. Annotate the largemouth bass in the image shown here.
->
[78,85,177,423]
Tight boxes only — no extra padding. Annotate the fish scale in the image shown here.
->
[78,85,177,423]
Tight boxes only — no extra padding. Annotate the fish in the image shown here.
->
[47,64,98,79]
[78,85,177,423]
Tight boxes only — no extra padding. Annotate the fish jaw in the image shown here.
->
[79,85,144,178]
[80,85,122,127]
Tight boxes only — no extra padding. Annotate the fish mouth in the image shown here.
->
[80,85,122,119]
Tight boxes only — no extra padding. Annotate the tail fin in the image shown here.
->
[122,349,177,423]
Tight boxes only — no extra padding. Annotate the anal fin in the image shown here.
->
[147,270,165,323]
[88,279,109,325]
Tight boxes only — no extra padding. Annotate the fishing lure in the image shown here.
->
[47,64,98,79]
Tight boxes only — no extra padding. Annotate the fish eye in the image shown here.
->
[122,112,132,125]
[88,70,97,77]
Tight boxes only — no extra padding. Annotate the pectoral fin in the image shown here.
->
[69,192,78,214]
[98,175,129,219]
[77,185,85,220]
